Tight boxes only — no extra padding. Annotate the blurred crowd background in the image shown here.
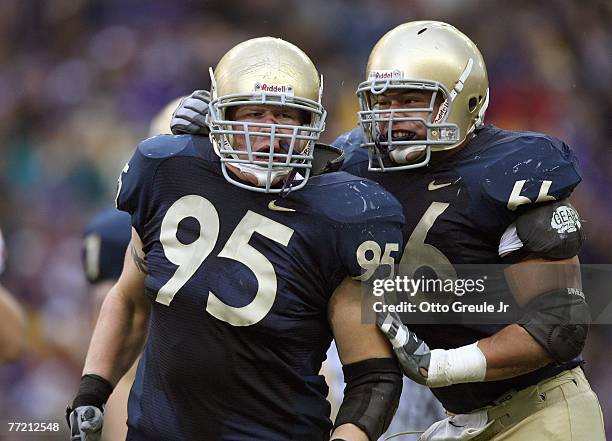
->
[0,0,610,439]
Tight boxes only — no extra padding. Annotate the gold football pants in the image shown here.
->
[473,367,605,441]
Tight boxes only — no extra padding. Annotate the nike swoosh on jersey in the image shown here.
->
[428,180,453,191]
[268,200,296,212]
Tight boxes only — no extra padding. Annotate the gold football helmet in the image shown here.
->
[357,21,489,171]
[207,37,326,193]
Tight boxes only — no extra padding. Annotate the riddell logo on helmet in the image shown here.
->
[368,70,403,80]
[254,83,294,95]
[434,99,449,123]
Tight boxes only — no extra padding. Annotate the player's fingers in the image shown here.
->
[171,111,195,125]
[80,420,102,432]
[80,407,103,432]
[387,309,404,324]
[171,121,203,135]
[377,310,403,333]
[81,430,102,441]
[193,90,211,102]
[69,411,86,439]
[183,99,209,115]
[186,111,208,125]
[182,106,208,121]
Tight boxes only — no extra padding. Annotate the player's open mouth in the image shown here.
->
[250,141,297,162]
[391,130,417,141]
[252,140,290,153]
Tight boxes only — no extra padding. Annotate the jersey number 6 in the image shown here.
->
[400,202,457,281]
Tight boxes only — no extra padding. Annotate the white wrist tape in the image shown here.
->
[426,342,487,388]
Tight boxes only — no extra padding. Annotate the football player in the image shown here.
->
[332,21,605,440]
[79,97,184,441]
[169,19,605,441]
[0,228,27,361]
[68,37,404,441]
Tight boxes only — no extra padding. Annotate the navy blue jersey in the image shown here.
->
[334,124,582,413]
[82,208,132,283]
[116,134,404,441]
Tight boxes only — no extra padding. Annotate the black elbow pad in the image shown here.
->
[517,288,591,363]
[333,357,402,441]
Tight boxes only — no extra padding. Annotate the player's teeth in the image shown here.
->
[392,130,410,138]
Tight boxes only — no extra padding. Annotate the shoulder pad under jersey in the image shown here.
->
[333,127,369,173]
[115,134,196,232]
[299,172,404,226]
[481,131,581,214]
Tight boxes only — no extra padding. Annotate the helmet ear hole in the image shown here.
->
[468,96,480,113]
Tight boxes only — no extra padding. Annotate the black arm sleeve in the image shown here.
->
[333,357,402,441]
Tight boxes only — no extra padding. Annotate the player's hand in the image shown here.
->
[67,374,112,440]
[67,405,104,441]
[377,311,431,385]
[170,90,211,135]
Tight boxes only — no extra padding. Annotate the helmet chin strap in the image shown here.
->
[388,145,427,164]
[279,168,299,197]
[233,162,291,187]
[372,120,427,165]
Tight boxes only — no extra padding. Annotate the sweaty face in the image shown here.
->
[373,90,443,163]
[228,105,309,158]
[373,90,446,139]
